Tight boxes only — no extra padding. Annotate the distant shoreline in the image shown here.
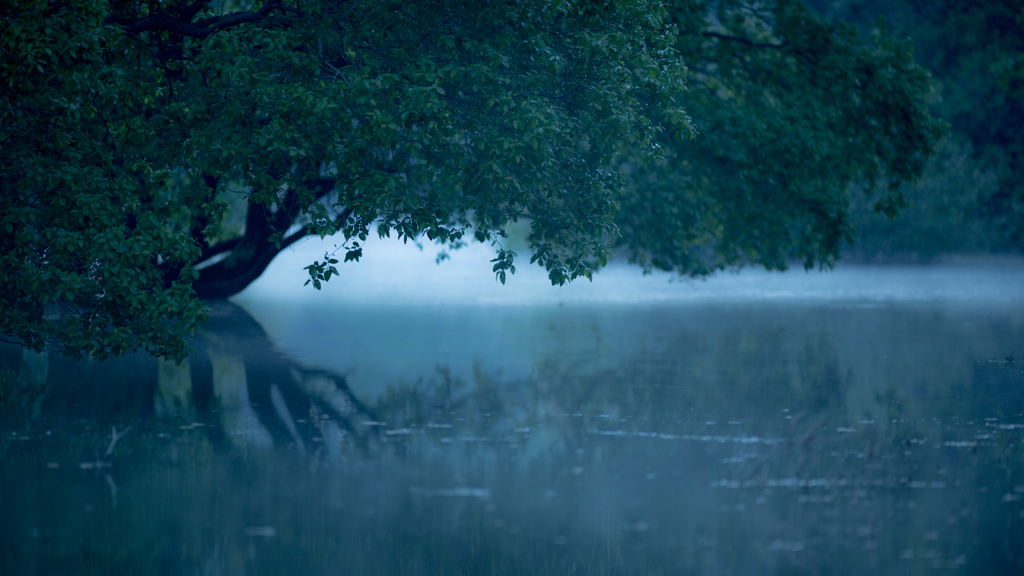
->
[837,252,1024,268]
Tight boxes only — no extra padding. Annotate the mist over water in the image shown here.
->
[241,233,1024,305]
[236,235,1024,403]
[240,233,1024,305]
[5,234,1024,575]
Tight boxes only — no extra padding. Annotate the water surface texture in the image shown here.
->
[3,248,1024,575]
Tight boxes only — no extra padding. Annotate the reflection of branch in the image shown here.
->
[75,426,130,508]
[79,426,131,469]
[104,473,118,509]
[296,367,376,436]
[104,425,132,459]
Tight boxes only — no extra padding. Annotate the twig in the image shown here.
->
[104,425,132,459]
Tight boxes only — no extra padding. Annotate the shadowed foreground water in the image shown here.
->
[3,265,1024,575]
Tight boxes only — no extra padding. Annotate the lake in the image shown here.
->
[3,238,1024,575]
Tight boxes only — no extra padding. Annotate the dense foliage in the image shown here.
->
[2,0,689,360]
[615,0,944,274]
[812,0,1023,259]
[1,0,942,360]
[2,2,207,361]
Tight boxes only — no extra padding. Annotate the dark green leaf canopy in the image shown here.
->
[2,0,690,360]
[615,0,944,275]
[1,0,941,361]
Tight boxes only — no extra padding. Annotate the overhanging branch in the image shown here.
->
[197,237,241,263]
[112,0,302,39]
[192,204,354,300]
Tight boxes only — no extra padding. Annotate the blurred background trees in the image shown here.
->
[616,0,944,275]
[809,0,1024,261]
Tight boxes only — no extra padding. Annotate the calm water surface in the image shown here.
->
[3,256,1024,575]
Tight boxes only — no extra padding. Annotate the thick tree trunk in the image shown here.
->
[191,239,300,299]
[190,188,349,299]
[192,202,303,299]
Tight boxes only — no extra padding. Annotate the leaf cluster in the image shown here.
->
[615,0,944,275]
[1,0,206,361]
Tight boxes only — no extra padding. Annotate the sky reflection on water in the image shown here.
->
[3,243,1024,575]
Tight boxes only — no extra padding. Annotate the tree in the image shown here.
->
[614,0,944,274]
[2,0,690,360]
[1,0,940,362]
[906,0,1024,251]
[808,0,1023,257]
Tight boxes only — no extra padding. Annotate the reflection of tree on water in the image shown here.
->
[364,324,1024,574]
[4,303,1024,573]
[169,301,378,455]
[3,301,379,458]
[372,326,856,446]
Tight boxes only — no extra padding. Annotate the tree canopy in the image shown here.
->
[1,0,942,361]
[615,0,943,274]
[809,0,1023,260]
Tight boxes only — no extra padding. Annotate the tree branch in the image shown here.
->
[197,237,242,263]
[113,1,302,39]
[179,0,209,22]
[192,203,353,300]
